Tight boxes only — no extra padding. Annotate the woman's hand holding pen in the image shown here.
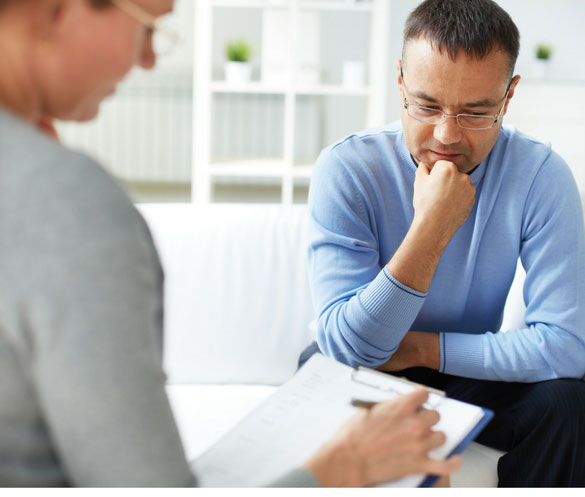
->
[303,388,461,487]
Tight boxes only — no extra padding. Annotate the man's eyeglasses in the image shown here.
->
[111,0,180,56]
[400,68,512,131]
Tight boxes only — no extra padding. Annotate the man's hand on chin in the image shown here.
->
[378,332,440,372]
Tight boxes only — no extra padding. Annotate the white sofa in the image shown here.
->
[137,202,531,487]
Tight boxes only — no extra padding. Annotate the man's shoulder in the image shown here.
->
[495,126,580,211]
[315,121,407,180]
[498,125,554,161]
[497,125,575,182]
[327,121,403,155]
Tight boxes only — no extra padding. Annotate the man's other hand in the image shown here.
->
[378,331,440,372]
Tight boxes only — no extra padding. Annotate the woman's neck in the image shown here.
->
[0,14,41,122]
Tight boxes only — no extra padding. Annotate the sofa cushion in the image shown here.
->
[138,202,536,386]
[138,203,315,385]
[166,384,277,461]
[140,203,507,486]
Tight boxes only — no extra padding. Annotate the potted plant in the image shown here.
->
[224,40,253,84]
[535,44,552,78]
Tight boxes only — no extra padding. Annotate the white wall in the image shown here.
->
[191,0,585,121]
[58,0,195,189]
[58,0,585,200]
[210,0,585,149]
[157,0,195,71]
[498,0,585,81]
[386,0,585,120]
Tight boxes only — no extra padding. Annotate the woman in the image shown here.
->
[0,0,460,486]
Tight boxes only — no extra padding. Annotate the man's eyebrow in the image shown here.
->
[411,91,499,108]
[463,98,500,108]
[411,90,440,104]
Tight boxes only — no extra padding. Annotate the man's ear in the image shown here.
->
[397,59,403,92]
[503,74,521,115]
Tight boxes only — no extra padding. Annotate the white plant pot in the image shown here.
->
[224,62,252,84]
[342,60,365,88]
[534,59,550,79]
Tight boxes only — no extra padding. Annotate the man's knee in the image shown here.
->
[298,341,321,370]
[531,379,585,430]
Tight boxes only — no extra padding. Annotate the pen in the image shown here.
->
[351,399,379,409]
[350,396,443,410]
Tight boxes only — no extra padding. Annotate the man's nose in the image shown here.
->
[433,115,463,145]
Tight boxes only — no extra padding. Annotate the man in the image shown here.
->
[0,0,460,486]
[301,0,585,487]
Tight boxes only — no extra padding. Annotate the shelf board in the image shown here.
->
[292,164,313,178]
[212,1,374,12]
[211,82,288,95]
[298,1,374,12]
[296,85,370,96]
[207,161,313,179]
[209,160,287,178]
[212,0,287,9]
[211,81,370,96]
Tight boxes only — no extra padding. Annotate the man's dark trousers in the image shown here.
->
[298,342,585,487]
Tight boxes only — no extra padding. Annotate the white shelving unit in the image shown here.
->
[505,79,585,193]
[193,0,390,204]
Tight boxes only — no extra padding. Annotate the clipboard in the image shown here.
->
[420,407,493,487]
[347,364,494,487]
[192,354,494,488]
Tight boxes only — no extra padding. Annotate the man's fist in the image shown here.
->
[413,161,476,243]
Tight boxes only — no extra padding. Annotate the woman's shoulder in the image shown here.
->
[0,109,151,255]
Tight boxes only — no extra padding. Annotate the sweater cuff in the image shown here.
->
[441,332,485,378]
[358,267,426,329]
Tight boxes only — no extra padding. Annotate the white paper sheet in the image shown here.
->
[192,354,486,487]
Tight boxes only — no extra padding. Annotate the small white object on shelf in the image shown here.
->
[342,60,365,88]
[224,61,253,84]
[534,59,549,79]
[262,9,320,86]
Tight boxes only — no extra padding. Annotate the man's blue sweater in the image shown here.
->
[308,121,585,382]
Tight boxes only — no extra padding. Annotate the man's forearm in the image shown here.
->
[386,217,451,293]
[386,161,475,293]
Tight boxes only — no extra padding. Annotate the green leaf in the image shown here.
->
[226,40,252,62]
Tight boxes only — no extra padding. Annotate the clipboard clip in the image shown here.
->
[350,366,446,408]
